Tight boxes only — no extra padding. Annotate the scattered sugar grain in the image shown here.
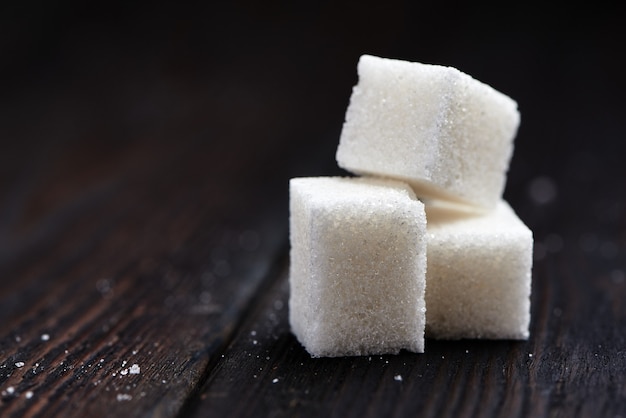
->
[25,390,34,399]
[394,375,403,382]
[272,378,279,384]
[117,393,133,402]
[96,278,112,295]
[6,386,15,395]
[41,333,50,341]
[129,364,140,374]
[15,362,25,368]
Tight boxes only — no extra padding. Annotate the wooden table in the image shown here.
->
[1,3,625,417]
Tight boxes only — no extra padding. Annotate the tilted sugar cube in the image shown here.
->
[425,201,533,340]
[336,54,520,210]
[289,177,427,357]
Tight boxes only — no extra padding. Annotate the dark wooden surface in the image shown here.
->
[1,3,625,417]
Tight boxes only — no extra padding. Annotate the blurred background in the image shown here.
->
[1,1,624,266]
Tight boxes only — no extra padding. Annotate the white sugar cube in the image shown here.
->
[336,54,520,209]
[425,201,533,340]
[289,177,427,357]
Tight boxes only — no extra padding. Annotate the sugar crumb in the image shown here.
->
[272,378,279,384]
[15,362,25,368]
[25,391,34,399]
[394,374,403,382]
[41,334,50,341]
[117,393,133,402]
[129,364,140,374]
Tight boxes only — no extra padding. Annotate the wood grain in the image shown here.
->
[189,226,626,418]
[0,135,289,417]
[1,3,626,417]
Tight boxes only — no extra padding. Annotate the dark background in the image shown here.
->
[2,3,625,186]
[1,2,625,416]
[2,2,625,230]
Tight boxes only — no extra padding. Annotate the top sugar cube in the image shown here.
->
[336,54,520,210]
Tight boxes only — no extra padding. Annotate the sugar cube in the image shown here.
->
[289,177,427,357]
[336,54,520,209]
[425,201,533,340]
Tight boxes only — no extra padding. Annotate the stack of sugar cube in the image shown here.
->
[289,55,533,357]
